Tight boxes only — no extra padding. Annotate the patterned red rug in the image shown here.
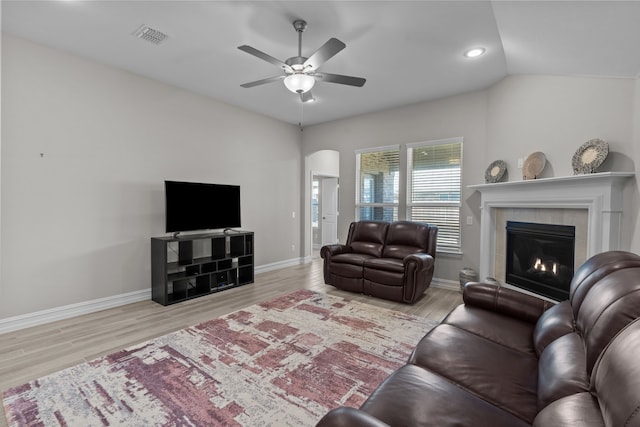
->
[3,290,437,426]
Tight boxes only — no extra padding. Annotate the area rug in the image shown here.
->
[3,289,437,426]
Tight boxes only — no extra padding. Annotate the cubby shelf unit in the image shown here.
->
[151,231,254,306]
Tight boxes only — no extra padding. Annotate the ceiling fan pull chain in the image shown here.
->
[299,101,304,129]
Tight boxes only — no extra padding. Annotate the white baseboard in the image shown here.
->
[0,259,311,335]
[0,289,151,335]
[254,257,307,274]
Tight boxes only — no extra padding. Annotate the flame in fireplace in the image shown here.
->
[534,258,544,271]
[533,258,559,275]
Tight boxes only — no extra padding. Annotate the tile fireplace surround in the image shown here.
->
[469,172,634,292]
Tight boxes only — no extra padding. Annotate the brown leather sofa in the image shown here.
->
[320,220,438,304]
[316,250,640,427]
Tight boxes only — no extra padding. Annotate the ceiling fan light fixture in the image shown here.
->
[284,73,315,93]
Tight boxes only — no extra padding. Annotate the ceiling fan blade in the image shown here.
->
[240,75,285,88]
[314,72,366,87]
[303,38,346,70]
[238,45,292,73]
[300,91,315,103]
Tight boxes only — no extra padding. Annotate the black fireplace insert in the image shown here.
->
[505,221,575,301]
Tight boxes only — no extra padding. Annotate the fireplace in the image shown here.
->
[505,221,575,301]
[469,173,633,302]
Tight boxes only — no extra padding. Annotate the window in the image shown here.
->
[408,138,463,253]
[355,140,463,253]
[356,146,399,221]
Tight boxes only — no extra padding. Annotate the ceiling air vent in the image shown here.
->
[133,25,168,45]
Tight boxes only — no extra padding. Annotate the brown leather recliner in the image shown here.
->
[316,250,640,427]
[321,220,438,304]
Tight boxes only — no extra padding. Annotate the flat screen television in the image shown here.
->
[165,180,241,233]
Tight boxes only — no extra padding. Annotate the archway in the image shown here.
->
[305,150,340,259]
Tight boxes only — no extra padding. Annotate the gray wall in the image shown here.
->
[302,75,639,281]
[1,35,301,318]
[302,90,489,281]
[1,32,638,321]
[486,75,638,253]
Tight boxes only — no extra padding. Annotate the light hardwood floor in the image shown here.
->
[0,257,462,426]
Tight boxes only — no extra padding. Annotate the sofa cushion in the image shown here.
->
[330,264,365,279]
[350,241,385,258]
[533,300,575,356]
[462,282,554,323]
[591,317,640,427]
[363,257,404,273]
[332,253,375,266]
[537,332,589,410]
[442,305,537,355]
[569,250,640,317]
[330,254,374,279]
[533,393,604,427]
[381,221,430,259]
[347,221,389,257]
[409,324,539,422]
[360,364,530,427]
[574,267,640,373]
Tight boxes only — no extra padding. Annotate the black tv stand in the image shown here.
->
[151,231,254,306]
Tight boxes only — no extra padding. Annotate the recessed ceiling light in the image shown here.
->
[464,48,486,58]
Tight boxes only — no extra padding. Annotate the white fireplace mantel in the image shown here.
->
[468,172,634,280]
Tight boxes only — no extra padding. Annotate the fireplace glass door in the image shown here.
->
[505,221,575,301]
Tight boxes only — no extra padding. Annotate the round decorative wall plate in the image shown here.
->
[572,138,608,174]
[484,160,507,183]
[523,152,546,180]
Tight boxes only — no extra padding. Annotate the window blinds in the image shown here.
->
[357,148,400,221]
[409,141,462,251]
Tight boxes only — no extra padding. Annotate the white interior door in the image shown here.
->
[321,177,339,245]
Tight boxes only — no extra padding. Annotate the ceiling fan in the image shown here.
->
[238,19,366,103]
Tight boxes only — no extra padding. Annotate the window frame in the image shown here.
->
[407,137,463,254]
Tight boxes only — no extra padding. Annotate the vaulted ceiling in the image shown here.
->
[3,1,640,126]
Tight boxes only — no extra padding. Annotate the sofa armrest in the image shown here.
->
[320,244,353,285]
[320,244,352,259]
[316,407,391,427]
[463,282,555,323]
[403,252,435,270]
[401,253,436,303]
